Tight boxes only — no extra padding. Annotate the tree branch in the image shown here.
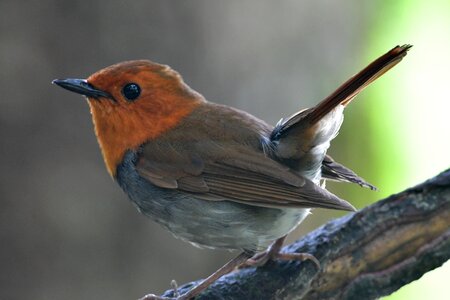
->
[162,169,450,299]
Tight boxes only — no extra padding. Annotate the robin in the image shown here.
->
[53,45,411,299]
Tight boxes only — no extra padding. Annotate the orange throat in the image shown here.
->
[88,98,201,177]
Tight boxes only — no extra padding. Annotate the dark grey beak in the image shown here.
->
[52,78,111,99]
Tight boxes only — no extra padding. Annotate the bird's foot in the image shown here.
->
[140,252,253,300]
[242,236,321,269]
[243,249,320,269]
[170,280,181,298]
[139,293,172,300]
[139,280,181,300]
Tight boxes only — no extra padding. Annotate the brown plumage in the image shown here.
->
[53,45,411,300]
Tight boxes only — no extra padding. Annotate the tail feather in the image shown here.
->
[308,45,412,124]
[270,45,411,185]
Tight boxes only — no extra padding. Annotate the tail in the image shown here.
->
[308,44,411,124]
[270,45,411,183]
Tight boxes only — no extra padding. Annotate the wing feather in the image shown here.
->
[321,155,377,190]
[135,103,356,212]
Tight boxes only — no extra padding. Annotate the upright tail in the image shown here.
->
[270,45,411,183]
[308,44,412,124]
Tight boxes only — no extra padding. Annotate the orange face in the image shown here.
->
[83,60,204,177]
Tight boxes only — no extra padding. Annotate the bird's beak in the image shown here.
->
[52,78,111,99]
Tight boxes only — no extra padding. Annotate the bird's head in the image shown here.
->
[53,60,205,177]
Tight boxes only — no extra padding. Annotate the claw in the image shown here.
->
[170,280,180,298]
[140,252,253,300]
[241,236,321,269]
[140,293,173,300]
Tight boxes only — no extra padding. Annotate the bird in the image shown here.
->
[53,44,411,300]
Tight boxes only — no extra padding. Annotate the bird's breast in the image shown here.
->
[88,97,202,177]
[116,151,309,252]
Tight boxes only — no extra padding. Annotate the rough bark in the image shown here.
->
[162,169,450,299]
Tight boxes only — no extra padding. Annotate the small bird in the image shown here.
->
[53,45,411,300]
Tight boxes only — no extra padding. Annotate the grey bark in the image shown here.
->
[161,169,450,299]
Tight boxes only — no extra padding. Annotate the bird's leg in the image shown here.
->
[243,236,286,267]
[243,236,320,269]
[140,251,253,300]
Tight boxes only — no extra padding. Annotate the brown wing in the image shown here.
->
[135,104,355,211]
[321,155,377,190]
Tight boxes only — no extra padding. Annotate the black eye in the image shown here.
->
[122,83,141,101]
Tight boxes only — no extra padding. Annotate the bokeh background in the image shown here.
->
[1,1,449,299]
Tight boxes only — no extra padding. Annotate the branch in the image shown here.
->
[162,169,450,299]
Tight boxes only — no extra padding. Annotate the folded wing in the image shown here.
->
[136,104,355,212]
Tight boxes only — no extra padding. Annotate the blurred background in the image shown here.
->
[1,0,449,299]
